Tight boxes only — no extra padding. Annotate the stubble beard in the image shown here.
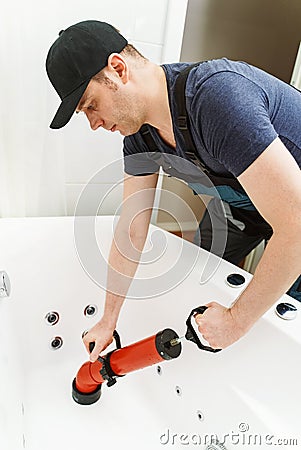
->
[115,93,146,137]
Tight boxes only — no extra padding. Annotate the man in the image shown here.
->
[46,20,301,362]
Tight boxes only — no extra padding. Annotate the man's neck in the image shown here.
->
[142,64,173,134]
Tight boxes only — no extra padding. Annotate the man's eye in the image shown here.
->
[87,105,93,110]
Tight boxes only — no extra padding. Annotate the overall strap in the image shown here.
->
[174,63,207,170]
[139,124,158,152]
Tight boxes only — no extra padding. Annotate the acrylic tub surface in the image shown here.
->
[0,216,300,450]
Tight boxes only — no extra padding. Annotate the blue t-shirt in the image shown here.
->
[123,58,301,209]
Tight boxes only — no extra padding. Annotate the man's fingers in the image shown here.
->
[83,335,93,352]
[82,325,115,362]
[89,337,114,362]
[194,302,218,324]
[82,335,100,361]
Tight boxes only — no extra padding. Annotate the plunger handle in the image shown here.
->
[185,306,222,353]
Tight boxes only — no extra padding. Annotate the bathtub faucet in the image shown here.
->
[0,271,11,298]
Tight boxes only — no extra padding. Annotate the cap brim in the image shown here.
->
[50,80,90,129]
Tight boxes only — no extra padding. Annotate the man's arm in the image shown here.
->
[196,137,301,348]
[84,172,159,361]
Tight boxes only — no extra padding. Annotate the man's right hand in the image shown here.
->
[83,319,115,362]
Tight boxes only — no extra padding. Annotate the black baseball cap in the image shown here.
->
[46,20,128,129]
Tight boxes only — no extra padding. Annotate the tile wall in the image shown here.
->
[63,0,188,216]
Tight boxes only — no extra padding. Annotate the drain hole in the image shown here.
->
[45,311,59,326]
[197,410,204,421]
[157,366,162,376]
[84,305,98,317]
[50,336,63,350]
[175,386,182,396]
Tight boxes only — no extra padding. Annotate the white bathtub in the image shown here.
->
[1,216,300,450]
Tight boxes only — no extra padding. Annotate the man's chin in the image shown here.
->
[119,127,140,137]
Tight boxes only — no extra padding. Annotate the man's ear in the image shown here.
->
[107,53,128,84]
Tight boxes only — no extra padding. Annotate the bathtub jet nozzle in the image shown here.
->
[72,328,182,405]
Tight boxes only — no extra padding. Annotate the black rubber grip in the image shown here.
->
[185,306,222,353]
[89,342,95,353]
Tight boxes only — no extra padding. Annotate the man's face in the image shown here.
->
[76,77,145,136]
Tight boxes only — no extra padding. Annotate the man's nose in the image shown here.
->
[86,112,103,131]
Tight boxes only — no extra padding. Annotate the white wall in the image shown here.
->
[0,0,188,218]
[62,0,188,217]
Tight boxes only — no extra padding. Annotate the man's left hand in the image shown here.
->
[194,302,248,349]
